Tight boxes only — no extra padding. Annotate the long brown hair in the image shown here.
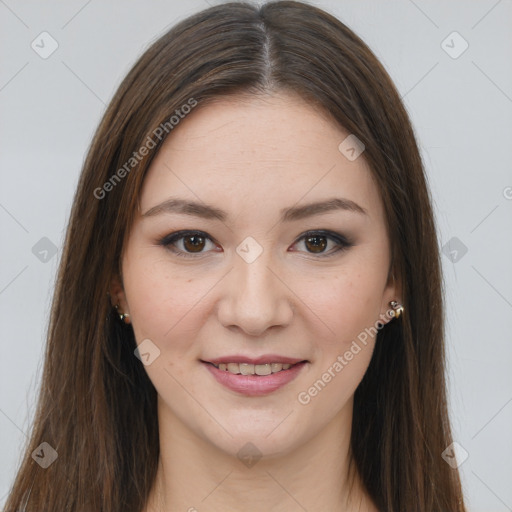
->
[5,2,466,510]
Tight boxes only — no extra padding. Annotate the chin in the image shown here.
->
[194,414,307,461]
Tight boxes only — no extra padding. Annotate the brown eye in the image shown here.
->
[159,230,219,258]
[160,230,351,259]
[304,235,328,253]
[292,230,352,258]
[183,234,206,253]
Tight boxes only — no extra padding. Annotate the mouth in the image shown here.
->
[200,357,309,396]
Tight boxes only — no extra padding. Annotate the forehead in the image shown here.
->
[140,93,385,228]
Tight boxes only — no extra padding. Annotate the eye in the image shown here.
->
[158,230,220,258]
[291,230,352,257]
[158,229,352,259]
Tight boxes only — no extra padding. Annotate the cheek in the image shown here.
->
[122,256,213,354]
[291,260,384,403]
[295,270,379,413]
[294,264,383,345]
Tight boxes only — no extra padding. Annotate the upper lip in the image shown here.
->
[202,355,307,365]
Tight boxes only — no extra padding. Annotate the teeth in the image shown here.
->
[240,363,254,375]
[213,362,297,375]
[227,363,239,374]
[255,364,272,376]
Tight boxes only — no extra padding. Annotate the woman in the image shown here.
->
[5,1,466,511]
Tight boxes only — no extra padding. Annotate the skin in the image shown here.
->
[111,92,400,512]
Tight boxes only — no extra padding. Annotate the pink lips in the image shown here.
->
[202,355,308,396]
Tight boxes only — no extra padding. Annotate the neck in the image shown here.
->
[145,397,376,512]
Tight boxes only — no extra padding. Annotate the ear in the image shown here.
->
[379,267,403,326]
[109,274,130,317]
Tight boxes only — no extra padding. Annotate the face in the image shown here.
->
[113,92,398,459]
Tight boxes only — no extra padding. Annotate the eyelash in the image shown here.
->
[157,229,353,259]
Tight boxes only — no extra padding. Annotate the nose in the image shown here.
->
[216,248,294,337]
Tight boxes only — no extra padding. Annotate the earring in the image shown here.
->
[114,303,131,324]
[389,300,404,319]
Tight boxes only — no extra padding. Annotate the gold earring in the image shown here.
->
[389,300,404,319]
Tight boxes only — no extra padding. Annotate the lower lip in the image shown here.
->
[203,361,307,396]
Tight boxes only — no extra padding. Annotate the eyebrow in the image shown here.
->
[142,197,368,222]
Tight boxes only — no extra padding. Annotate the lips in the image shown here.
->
[201,355,308,396]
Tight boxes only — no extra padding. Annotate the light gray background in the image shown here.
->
[1,1,511,510]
